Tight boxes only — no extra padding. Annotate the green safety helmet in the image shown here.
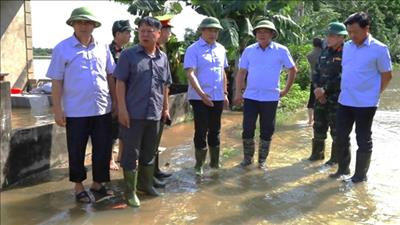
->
[253,19,278,37]
[198,17,223,30]
[327,22,347,36]
[66,7,101,28]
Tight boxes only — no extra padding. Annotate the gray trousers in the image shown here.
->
[120,119,161,170]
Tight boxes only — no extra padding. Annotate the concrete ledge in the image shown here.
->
[11,94,52,108]
[1,92,191,189]
[1,123,68,188]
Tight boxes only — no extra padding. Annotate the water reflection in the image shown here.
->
[1,73,399,224]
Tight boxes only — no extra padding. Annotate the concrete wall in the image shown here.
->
[0,82,12,187]
[0,92,191,188]
[0,0,33,89]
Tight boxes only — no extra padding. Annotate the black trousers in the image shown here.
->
[66,113,112,183]
[190,100,224,149]
[242,99,278,141]
[307,82,315,109]
[335,104,377,153]
[120,119,161,170]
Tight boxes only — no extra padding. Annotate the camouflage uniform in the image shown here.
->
[309,45,343,164]
[109,41,123,63]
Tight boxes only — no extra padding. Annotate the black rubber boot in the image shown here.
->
[350,151,371,183]
[209,145,221,169]
[325,141,338,165]
[308,138,325,161]
[154,152,172,179]
[240,139,255,167]
[258,140,271,169]
[137,165,163,196]
[123,170,140,207]
[194,148,207,176]
[153,176,166,188]
[329,143,351,178]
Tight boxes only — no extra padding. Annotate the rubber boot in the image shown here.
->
[350,151,371,183]
[137,165,163,196]
[329,143,351,178]
[325,141,338,165]
[308,138,325,161]
[123,170,140,207]
[209,145,221,169]
[194,148,207,176]
[153,176,166,188]
[258,140,271,169]
[240,139,255,167]
[154,152,172,179]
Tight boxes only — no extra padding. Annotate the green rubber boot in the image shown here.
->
[240,139,255,167]
[194,148,207,176]
[308,138,325,161]
[123,170,140,207]
[137,165,163,196]
[209,146,221,169]
[258,140,271,169]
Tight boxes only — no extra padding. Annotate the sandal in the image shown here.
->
[75,191,91,203]
[90,186,114,202]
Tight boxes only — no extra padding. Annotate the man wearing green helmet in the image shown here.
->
[47,7,116,203]
[184,17,229,176]
[309,22,347,165]
[234,19,297,169]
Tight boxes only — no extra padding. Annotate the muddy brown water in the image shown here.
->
[2,72,399,224]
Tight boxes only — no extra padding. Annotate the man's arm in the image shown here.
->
[186,68,214,107]
[107,75,117,116]
[116,80,130,128]
[380,71,392,93]
[223,71,229,109]
[162,85,170,123]
[51,79,66,127]
[234,68,247,105]
[280,66,297,97]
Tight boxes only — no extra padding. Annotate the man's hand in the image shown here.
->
[201,93,214,107]
[111,102,118,118]
[223,94,230,110]
[53,107,66,127]
[162,109,171,123]
[314,87,325,100]
[279,88,289,97]
[234,92,244,106]
[318,95,327,104]
[118,108,130,128]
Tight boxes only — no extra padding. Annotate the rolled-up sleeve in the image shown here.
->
[105,45,116,75]
[224,52,229,68]
[239,48,249,70]
[46,46,65,80]
[377,46,392,73]
[282,47,295,69]
[113,50,130,81]
[184,47,197,69]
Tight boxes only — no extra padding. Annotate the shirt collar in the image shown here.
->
[70,34,96,47]
[136,44,162,58]
[256,41,274,50]
[199,37,216,47]
[350,34,372,47]
[110,41,123,52]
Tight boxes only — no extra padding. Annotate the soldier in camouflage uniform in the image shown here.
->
[309,22,347,165]
[109,20,132,170]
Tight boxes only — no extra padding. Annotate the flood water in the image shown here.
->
[1,73,399,225]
